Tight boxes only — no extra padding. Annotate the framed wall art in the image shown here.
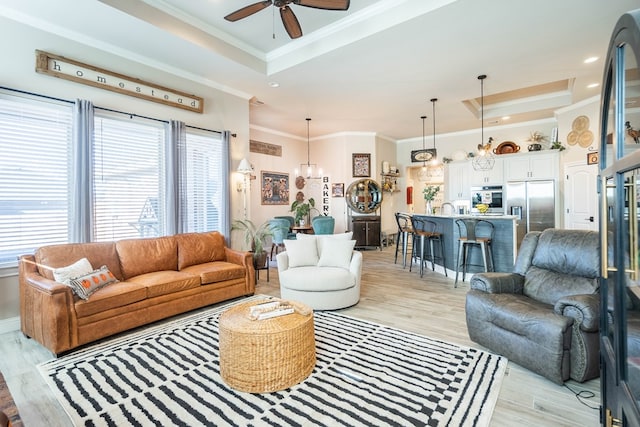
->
[261,171,290,205]
[331,183,345,197]
[587,151,599,165]
[352,153,371,177]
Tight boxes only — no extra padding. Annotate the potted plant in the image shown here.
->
[290,197,318,226]
[550,140,566,151]
[423,185,439,214]
[231,219,273,269]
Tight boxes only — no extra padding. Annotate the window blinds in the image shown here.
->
[93,114,165,241]
[0,96,72,265]
[182,129,225,233]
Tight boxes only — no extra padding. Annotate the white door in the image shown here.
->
[564,161,598,230]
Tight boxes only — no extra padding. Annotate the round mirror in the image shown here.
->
[345,179,383,213]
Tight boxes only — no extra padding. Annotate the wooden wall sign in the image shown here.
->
[35,50,204,113]
[250,140,282,156]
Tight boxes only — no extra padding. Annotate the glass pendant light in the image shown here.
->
[472,74,495,171]
[421,115,427,171]
[430,98,439,165]
[295,118,322,179]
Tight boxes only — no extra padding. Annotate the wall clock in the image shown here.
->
[411,149,437,163]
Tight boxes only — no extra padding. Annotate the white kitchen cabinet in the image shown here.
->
[504,151,559,181]
[469,157,504,186]
[445,161,470,200]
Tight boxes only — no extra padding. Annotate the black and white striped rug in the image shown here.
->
[38,296,506,426]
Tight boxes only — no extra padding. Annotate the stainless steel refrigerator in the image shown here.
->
[505,180,555,247]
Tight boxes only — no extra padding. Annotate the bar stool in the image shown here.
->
[394,212,413,268]
[455,218,494,286]
[409,217,447,278]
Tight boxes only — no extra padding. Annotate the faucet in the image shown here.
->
[440,202,455,215]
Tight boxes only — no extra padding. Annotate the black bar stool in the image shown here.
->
[410,217,447,277]
[394,212,413,268]
[455,218,494,286]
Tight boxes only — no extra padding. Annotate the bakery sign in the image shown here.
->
[35,50,204,113]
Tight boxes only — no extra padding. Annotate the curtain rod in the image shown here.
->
[0,85,73,104]
[0,85,222,134]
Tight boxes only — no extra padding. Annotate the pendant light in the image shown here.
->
[421,115,427,171]
[430,98,438,165]
[295,118,322,179]
[472,74,495,171]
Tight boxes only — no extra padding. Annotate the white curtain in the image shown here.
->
[70,99,94,243]
[165,120,186,235]
[221,130,231,238]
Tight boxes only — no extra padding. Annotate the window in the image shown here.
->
[182,129,225,233]
[0,95,72,265]
[93,114,165,241]
[0,92,229,266]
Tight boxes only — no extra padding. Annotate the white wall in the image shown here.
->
[0,17,250,320]
[246,129,408,237]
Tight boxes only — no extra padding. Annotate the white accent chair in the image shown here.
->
[276,232,362,310]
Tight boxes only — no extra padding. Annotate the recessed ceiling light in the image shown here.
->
[268,82,280,88]
[584,56,599,64]
[501,116,510,121]
[587,83,600,88]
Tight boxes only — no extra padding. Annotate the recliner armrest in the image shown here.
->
[554,294,600,332]
[469,272,525,294]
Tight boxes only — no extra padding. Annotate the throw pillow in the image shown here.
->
[283,239,319,267]
[69,266,119,300]
[52,258,93,285]
[295,232,355,254]
[317,239,356,269]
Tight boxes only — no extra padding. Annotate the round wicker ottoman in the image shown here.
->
[219,299,316,393]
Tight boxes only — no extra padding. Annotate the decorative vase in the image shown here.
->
[382,161,390,174]
[425,200,433,215]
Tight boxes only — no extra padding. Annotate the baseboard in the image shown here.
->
[0,317,19,335]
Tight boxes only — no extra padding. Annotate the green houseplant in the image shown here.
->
[290,197,318,225]
[231,219,273,268]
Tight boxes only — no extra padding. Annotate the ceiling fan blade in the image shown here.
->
[295,0,350,10]
[280,6,303,39]
[224,1,272,22]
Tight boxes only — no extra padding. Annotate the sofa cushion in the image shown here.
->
[280,266,355,291]
[52,257,93,285]
[523,266,599,306]
[36,242,123,281]
[175,231,226,270]
[317,239,355,269]
[126,271,200,298]
[116,236,178,279]
[283,239,319,267]
[180,262,246,285]
[69,266,119,300]
[74,281,148,318]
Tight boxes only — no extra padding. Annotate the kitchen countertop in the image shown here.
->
[409,213,517,220]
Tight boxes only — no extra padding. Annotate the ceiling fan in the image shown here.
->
[224,0,350,39]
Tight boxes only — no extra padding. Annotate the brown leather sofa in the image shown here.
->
[19,231,255,355]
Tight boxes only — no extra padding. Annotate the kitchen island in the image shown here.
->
[410,213,517,278]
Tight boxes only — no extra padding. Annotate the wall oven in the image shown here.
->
[470,185,504,213]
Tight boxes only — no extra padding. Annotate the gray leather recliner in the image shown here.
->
[465,228,600,384]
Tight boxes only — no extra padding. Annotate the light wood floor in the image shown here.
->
[0,246,600,426]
